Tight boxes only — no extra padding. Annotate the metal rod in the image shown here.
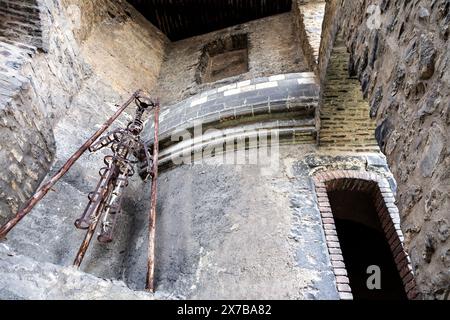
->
[146,100,160,292]
[0,90,142,239]
[73,206,104,267]
[73,164,116,267]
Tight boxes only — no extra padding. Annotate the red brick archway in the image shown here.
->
[313,170,418,300]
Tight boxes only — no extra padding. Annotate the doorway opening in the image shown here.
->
[328,190,407,300]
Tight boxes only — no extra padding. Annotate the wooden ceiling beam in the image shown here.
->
[127,0,292,41]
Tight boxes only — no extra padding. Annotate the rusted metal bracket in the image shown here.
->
[0,90,161,292]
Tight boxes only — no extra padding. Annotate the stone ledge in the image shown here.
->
[293,0,326,71]
[0,244,162,300]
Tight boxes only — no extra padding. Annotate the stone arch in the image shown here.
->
[0,0,44,49]
[313,170,418,300]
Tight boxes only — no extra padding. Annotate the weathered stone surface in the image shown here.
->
[79,0,168,93]
[419,125,444,178]
[292,0,326,70]
[370,87,383,117]
[418,6,430,20]
[399,185,423,218]
[319,32,379,153]
[150,72,318,150]
[418,34,437,80]
[0,244,154,300]
[0,0,170,300]
[148,147,339,299]
[155,12,309,105]
[0,0,168,224]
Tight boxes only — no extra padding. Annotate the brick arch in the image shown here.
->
[313,170,418,300]
[0,0,44,49]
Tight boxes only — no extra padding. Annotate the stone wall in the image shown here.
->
[0,0,170,301]
[142,145,340,299]
[340,0,449,299]
[152,72,319,155]
[75,0,168,94]
[319,31,378,152]
[317,0,343,84]
[320,0,449,299]
[155,12,309,105]
[1,75,151,291]
[0,0,87,222]
[0,243,155,300]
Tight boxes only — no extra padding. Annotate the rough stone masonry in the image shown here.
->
[336,0,449,299]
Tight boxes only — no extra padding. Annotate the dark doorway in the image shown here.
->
[328,190,407,300]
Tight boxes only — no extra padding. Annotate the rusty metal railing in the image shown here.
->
[0,90,161,292]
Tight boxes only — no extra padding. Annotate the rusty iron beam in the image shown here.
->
[0,90,143,240]
[146,100,160,292]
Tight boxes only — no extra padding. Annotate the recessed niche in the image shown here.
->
[196,34,249,84]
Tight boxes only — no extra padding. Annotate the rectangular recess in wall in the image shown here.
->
[196,33,249,84]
